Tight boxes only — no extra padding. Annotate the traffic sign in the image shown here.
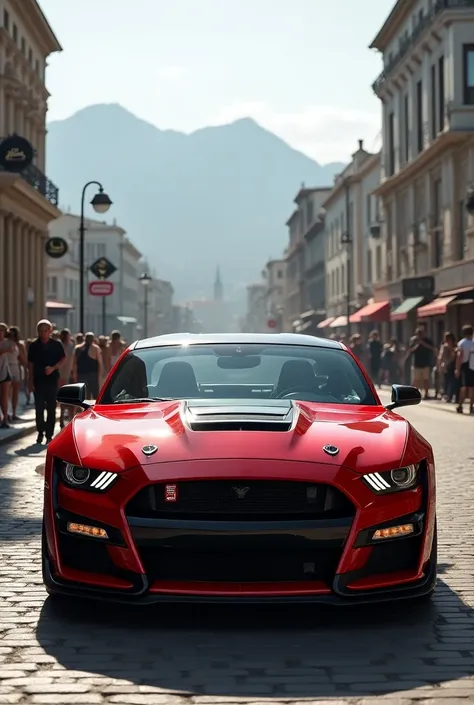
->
[267,318,277,329]
[90,257,117,280]
[45,237,68,259]
[89,280,114,296]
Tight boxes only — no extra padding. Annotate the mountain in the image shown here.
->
[46,104,344,304]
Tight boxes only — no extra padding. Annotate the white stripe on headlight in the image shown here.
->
[90,471,107,488]
[365,473,391,491]
[98,474,117,490]
[364,474,384,491]
[374,472,391,488]
[95,472,114,489]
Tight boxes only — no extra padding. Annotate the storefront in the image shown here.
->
[417,286,474,342]
[349,300,390,340]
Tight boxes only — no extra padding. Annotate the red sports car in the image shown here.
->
[42,333,437,605]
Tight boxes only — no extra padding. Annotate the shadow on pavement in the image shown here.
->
[36,563,474,699]
[0,442,44,542]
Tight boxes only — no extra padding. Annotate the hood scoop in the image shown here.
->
[183,399,294,432]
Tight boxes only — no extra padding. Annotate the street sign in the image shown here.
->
[45,237,68,259]
[90,257,117,280]
[89,280,114,296]
[0,135,34,172]
[267,318,277,329]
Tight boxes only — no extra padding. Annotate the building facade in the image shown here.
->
[371,0,474,343]
[320,143,384,335]
[47,213,144,340]
[261,258,285,332]
[283,186,331,332]
[0,0,61,335]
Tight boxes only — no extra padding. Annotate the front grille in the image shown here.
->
[126,480,355,521]
[57,533,122,576]
[363,534,423,577]
[138,536,343,584]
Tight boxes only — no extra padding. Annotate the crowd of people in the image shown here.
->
[328,322,474,414]
[0,319,127,442]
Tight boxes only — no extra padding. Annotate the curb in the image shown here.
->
[0,422,37,446]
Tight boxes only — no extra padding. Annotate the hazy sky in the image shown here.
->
[40,0,394,164]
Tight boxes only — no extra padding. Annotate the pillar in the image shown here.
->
[0,214,5,318]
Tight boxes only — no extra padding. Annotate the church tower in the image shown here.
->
[214,265,223,301]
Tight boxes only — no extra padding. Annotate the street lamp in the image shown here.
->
[79,181,112,334]
[139,272,152,337]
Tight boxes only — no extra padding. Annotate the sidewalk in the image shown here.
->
[0,391,38,445]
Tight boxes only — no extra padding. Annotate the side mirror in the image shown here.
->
[385,384,422,410]
[56,383,93,409]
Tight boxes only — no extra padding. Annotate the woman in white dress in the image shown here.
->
[6,326,27,421]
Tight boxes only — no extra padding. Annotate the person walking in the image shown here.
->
[72,332,103,400]
[455,324,474,414]
[367,330,382,387]
[407,323,436,399]
[437,332,457,403]
[27,319,66,444]
[109,330,126,369]
[58,329,75,428]
[5,326,27,421]
[0,322,14,429]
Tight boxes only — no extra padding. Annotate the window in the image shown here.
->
[438,56,445,130]
[367,250,373,284]
[35,59,40,74]
[100,343,377,406]
[416,80,423,153]
[388,111,395,176]
[47,276,58,296]
[3,9,9,30]
[366,194,371,224]
[277,269,283,279]
[306,199,314,227]
[21,37,25,54]
[459,199,467,260]
[433,178,443,268]
[12,23,17,42]
[403,94,409,162]
[430,65,436,139]
[28,48,33,64]
[97,243,106,256]
[376,246,382,281]
[463,45,474,105]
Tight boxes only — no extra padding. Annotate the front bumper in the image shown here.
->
[43,459,436,605]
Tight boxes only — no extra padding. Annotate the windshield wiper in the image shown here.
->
[113,397,174,404]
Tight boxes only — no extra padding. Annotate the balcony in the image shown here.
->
[372,0,474,95]
[0,160,59,206]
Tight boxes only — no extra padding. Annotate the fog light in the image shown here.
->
[372,524,414,540]
[67,522,108,539]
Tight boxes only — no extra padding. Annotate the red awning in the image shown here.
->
[46,301,73,310]
[317,317,335,328]
[417,295,458,318]
[349,300,390,324]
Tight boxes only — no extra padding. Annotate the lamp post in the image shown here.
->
[140,272,152,337]
[79,182,112,334]
[341,179,352,338]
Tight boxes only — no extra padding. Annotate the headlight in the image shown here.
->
[60,462,119,492]
[362,464,420,494]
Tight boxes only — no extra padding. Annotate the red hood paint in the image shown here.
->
[55,400,424,475]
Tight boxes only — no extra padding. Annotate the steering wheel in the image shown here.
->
[276,385,323,399]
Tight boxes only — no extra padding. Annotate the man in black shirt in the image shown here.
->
[408,323,436,399]
[28,319,66,444]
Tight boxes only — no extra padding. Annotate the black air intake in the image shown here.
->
[183,399,294,431]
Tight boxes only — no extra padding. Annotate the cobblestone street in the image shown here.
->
[1,401,474,704]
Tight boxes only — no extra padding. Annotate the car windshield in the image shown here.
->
[99,343,377,406]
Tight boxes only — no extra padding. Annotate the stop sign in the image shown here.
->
[267,318,277,329]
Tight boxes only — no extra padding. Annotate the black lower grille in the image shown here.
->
[138,539,342,583]
[126,480,354,521]
[57,533,122,575]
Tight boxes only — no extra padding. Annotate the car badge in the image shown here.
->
[142,445,158,456]
[323,444,340,456]
[165,484,178,502]
[233,486,250,499]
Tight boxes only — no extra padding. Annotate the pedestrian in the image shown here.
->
[27,319,66,444]
[58,329,75,428]
[455,324,474,414]
[109,330,126,369]
[72,332,103,400]
[407,323,436,399]
[367,330,382,387]
[437,332,457,403]
[6,326,27,421]
[0,322,14,429]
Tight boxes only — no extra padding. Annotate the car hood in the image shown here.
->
[69,398,412,475]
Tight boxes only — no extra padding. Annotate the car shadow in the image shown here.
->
[36,563,474,698]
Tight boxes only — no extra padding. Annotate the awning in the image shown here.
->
[417,295,458,318]
[390,296,424,322]
[330,315,348,328]
[46,301,73,310]
[117,316,138,324]
[300,309,317,320]
[349,300,390,324]
[317,316,335,329]
[439,285,474,302]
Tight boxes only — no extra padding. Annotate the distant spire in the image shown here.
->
[214,265,223,301]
